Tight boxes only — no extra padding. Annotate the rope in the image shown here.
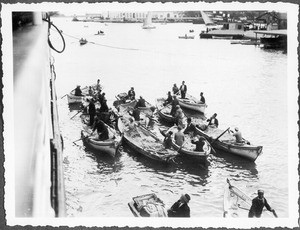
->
[60,31,139,51]
[43,13,66,53]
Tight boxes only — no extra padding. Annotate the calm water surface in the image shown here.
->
[52,17,288,218]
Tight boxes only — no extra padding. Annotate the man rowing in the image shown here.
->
[248,190,275,218]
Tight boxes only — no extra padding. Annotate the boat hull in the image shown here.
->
[195,127,262,161]
[177,94,206,113]
[67,94,84,104]
[81,131,118,157]
[155,98,177,124]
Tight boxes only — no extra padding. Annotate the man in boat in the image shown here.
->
[99,99,109,113]
[170,95,179,116]
[172,83,179,95]
[248,190,274,218]
[127,87,136,100]
[163,91,173,106]
[92,118,109,141]
[88,86,94,96]
[200,92,206,104]
[163,131,173,149]
[191,135,206,152]
[184,117,196,135]
[88,98,96,126]
[179,81,187,99]
[230,127,243,143]
[174,105,185,129]
[207,113,219,128]
[174,126,185,147]
[96,79,101,91]
[167,194,191,217]
[135,96,146,108]
[128,106,141,121]
[74,85,83,96]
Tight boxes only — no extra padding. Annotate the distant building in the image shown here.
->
[255,11,287,30]
[85,11,183,22]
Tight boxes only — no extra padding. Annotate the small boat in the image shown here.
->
[95,30,105,36]
[117,117,178,163]
[80,120,121,158]
[142,12,156,29]
[195,126,263,161]
[160,126,211,164]
[128,193,167,217]
[67,93,85,104]
[155,98,178,124]
[79,38,87,45]
[177,93,207,114]
[178,35,195,39]
[224,179,274,218]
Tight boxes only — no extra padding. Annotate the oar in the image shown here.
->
[211,127,230,145]
[73,132,92,144]
[272,209,278,218]
[203,136,216,154]
[61,94,68,99]
[177,140,188,153]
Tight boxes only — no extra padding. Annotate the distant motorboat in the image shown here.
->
[95,30,105,35]
[142,12,156,29]
[79,38,87,45]
[178,35,195,39]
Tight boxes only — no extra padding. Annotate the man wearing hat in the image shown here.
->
[168,194,191,217]
[200,92,205,104]
[127,87,136,100]
[191,135,206,152]
[248,190,274,218]
[74,85,83,96]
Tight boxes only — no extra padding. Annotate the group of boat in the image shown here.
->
[64,82,267,217]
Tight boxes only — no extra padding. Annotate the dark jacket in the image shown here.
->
[88,101,96,115]
[184,122,196,134]
[191,139,205,152]
[74,87,82,96]
[248,196,272,218]
[93,120,109,140]
[168,200,190,217]
[207,117,218,127]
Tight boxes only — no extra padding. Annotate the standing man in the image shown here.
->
[248,190,275,218]
[74,85,83,96]
[172,83,179,95]
[179,81,187,99]
[88,99,96,126]
[128,87,136,100]
[168,194,191,217]
[200,92,206,104]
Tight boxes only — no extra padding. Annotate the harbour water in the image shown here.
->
[52,17,289,218]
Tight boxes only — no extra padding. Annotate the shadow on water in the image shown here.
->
[210,149,258,178]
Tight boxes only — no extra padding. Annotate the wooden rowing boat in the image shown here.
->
[194,125,263,161]
[67,93,85,104]
[223,179,273,218]
[80,116,121,157]
[177,93,207,113]
[160,126,211,164]
[117,117,178,163]
[128,193,167,217]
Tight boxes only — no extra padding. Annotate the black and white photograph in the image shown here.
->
[1,1,299,229]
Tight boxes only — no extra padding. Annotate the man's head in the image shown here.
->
[180,194,190,204]
[258,190,264,198]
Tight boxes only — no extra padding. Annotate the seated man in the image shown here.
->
[174,105,185,129]
[135,96,146,108]
[127,87,136,100]
[74,85,83,96]
[163,131,173,149]
[207,113,219,128]
[184,117,196,135]
[92,118,109,141]
[191,135,206,152]
[231,127,243,143]
[163,91,173,106]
